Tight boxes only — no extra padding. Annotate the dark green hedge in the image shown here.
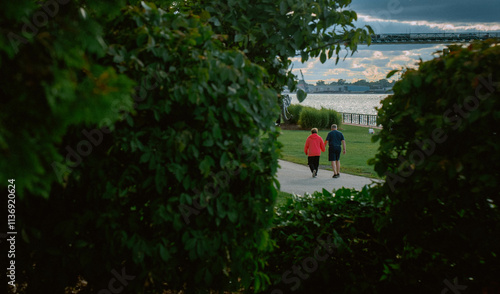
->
[13,5,280,293]
[370,40,500,292]
[264,188,391,294]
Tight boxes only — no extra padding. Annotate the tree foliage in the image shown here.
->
[191,0,373,92]
[2,0,373,293]
[326,78,395,89]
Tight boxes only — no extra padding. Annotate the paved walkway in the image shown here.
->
[277,160,382,195]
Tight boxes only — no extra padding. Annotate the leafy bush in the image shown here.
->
[298,106,342,129]
[14,5,279,293]
[370,40,500,292]
[321,107,343,128]
[264,188,391,294]
[286,104,304,124]
[298,107,320,129]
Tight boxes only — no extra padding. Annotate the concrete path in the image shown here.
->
[277,160,382,195]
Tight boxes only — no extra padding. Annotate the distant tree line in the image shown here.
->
[1,0,373,293]
[315,78,395,89]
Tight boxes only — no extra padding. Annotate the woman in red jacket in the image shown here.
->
[304,128,326,177]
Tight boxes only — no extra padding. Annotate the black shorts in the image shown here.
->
[328,146,341,161]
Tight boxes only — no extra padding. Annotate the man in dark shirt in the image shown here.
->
[325,124,346,178]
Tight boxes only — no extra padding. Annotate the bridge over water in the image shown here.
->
[294,32,499,57]
[368,32,499,44]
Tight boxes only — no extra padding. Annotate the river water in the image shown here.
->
[287,93,390,115]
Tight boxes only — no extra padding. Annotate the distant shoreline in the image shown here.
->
[286,92,393,95]
[285,92,386,115]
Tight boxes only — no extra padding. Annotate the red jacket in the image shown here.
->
[304,133,325,156]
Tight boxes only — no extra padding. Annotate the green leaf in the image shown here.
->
[386,69,400,79]
[227,210,238,223]
[203,138,214,147]
[280,0,288,15]
[322,188,332,197]
[209,16,221,26]
[141,1,153,11]
[199,156,214,175]
[234,53,244,68]
[75,240,88,248]
[216,198,226,218]
[234,34,245,43]
[139,151,150,163]
[159,245,170,262]
[320,51,327,63]
[220,152,230,167]
[297,89,307,102]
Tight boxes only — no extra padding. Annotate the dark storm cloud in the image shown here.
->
[348,0,500,23]
[291,0,499,84]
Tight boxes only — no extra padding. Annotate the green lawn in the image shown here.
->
[278,125,381,178]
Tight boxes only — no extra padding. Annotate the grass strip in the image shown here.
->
[277,125,381,178]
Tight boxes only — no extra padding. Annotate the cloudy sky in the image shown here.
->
[291,0,500,84]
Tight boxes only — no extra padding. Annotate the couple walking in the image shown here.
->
[304,124,346,178]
